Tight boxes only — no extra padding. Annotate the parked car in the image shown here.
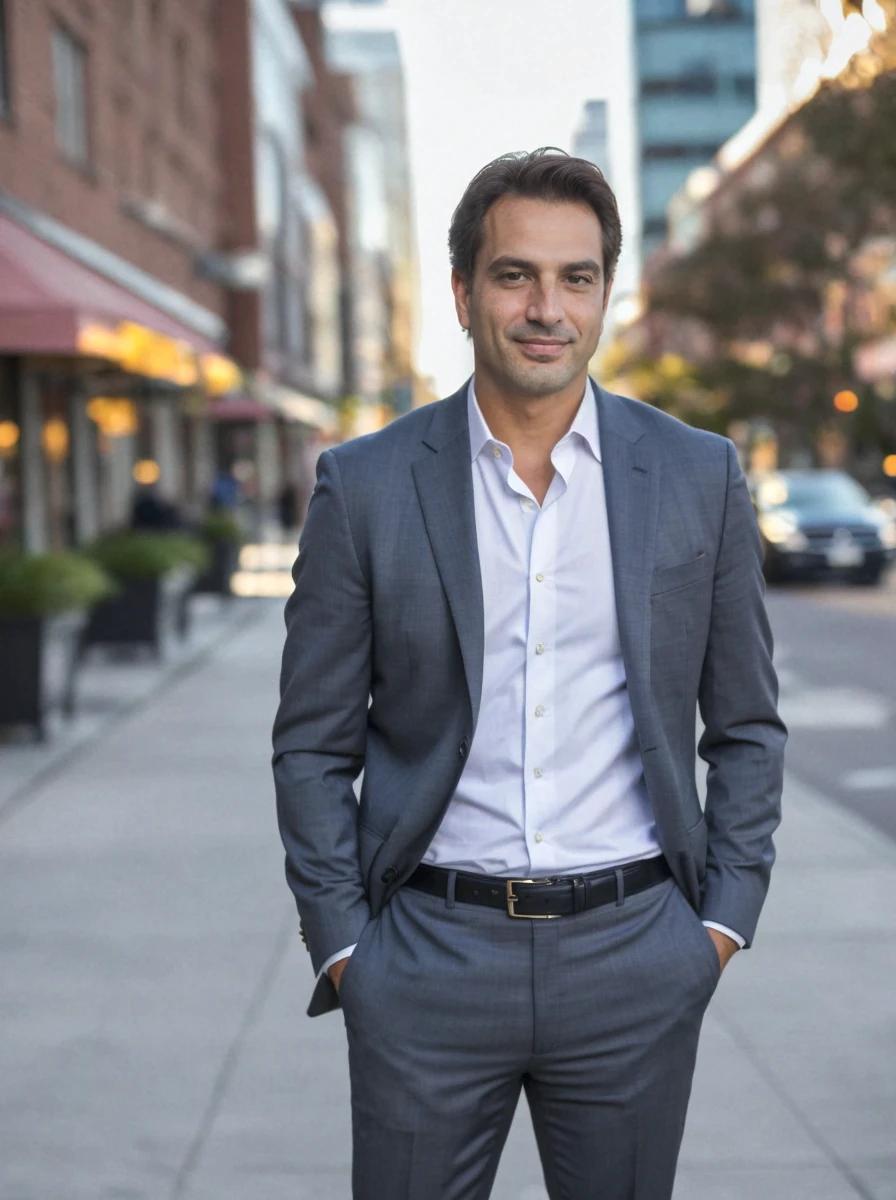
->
[750,469,896,585]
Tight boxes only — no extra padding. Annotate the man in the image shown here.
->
[273,148,785,1199]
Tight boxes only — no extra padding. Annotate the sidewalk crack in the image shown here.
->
[169,908,295,1199]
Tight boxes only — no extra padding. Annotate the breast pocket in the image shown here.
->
[651,552,708,598]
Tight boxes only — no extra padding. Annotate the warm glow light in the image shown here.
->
[133,458,161,485]
[118,322,200,386]
[833,390,859,412]
[883,455,896,478]
[41,418,70,462]
[77,321,124,360]
[87,396,139,438]
[0,420,20,453]
[78,320,200,387]
[200,353,242,396]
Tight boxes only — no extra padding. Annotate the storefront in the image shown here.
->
[0,210,239,552]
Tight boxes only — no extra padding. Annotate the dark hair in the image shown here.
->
[448,147,622,285]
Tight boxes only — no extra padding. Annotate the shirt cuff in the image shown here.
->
[702,920,746,949]
[318,944,357,980]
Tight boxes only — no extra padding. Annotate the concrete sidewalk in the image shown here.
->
[0,602,893,1199]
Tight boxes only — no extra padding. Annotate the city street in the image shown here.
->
[768,573,896,845]
[1,583,894,1200]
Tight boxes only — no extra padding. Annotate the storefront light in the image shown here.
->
[0,420,20,454]
[883,454,896,478]
[200,353,242,396]
[87,397,139,437]
[79,321,201,387]
[133,459,161,485]
[41,418,70,462]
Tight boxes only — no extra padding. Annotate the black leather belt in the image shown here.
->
[404,854,671,919]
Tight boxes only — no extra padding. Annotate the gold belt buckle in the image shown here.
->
[505,878,562,919]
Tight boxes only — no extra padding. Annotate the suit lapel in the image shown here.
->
[411,385,485,727]
[410,380,659,740]
[594,382,661,746]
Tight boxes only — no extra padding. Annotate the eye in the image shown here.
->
[499,271,526,282]
[567,274,594,286]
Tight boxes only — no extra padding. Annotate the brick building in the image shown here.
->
[0,0,240,551]
[0,0,348,553]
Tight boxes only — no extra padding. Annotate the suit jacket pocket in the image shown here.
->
[651,553,707,597]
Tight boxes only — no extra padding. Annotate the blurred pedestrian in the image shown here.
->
[130,484,180,531]
[209,465,240,511]
[273,148,786,1200]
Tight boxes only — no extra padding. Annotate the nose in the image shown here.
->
[525,283,564,329]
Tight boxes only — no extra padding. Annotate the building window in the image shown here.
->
[734,73,755,100]
[0,0,10,119]
[52,24,89,167]
[642,75,716,97]
[643,142,721,160]
[0,361,22,548]
[643,217,668,238]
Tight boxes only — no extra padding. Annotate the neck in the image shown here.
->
[473,370,589,459]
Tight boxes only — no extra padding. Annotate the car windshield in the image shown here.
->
[758,473,871,513]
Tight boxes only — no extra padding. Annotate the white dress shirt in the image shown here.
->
[320,378,743,977]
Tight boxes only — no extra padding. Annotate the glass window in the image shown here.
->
[40,380,74,550]
[642,76,717,97]
[52,23,89,167]
[643,142,721,160]
[0,361,22,549]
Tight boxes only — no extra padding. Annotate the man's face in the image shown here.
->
[452,195,613,398]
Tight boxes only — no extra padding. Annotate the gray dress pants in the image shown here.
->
[340,871,721,1200]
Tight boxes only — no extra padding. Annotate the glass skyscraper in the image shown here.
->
[633,0,758,260]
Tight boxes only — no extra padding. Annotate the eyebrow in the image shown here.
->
[486,256,603,278]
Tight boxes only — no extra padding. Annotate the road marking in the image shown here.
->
[779,687,893,730]
[840,766,896,790]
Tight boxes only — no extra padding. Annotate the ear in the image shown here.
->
[451,269,472,332]
[602,274,615,317]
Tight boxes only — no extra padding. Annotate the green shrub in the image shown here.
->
[87,531,210,580]
[199,512,245,544]
[0,551,115,617]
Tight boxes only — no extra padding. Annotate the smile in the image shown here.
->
[516,340,569,360]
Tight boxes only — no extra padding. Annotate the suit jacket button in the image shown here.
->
[381,866,399,884]
[459,738,469,758]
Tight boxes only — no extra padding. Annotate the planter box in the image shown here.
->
[81,567,197,658]
[0,610,88,739]
[194,540,239,597]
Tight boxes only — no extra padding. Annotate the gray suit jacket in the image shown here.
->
[272,379,786,1017]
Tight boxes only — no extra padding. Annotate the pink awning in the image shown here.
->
[0,210,219,356]
[207,392,276,422]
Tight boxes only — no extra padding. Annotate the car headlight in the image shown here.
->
[880,521,896,550]
[759,511,800,545]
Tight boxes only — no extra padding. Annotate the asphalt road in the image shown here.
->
[766,566,896,845]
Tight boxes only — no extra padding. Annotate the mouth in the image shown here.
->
[516,339,570,360]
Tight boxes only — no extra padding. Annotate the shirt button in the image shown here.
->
[534,704,545,718]
[534,831,544,844]
[535,643,545,655]
[534,767,543,778]
[535,572,544,582]
[492,446,502,458]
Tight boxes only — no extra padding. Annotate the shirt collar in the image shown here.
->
[467,377,602,464]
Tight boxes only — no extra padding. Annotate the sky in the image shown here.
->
[328,0,639,398]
